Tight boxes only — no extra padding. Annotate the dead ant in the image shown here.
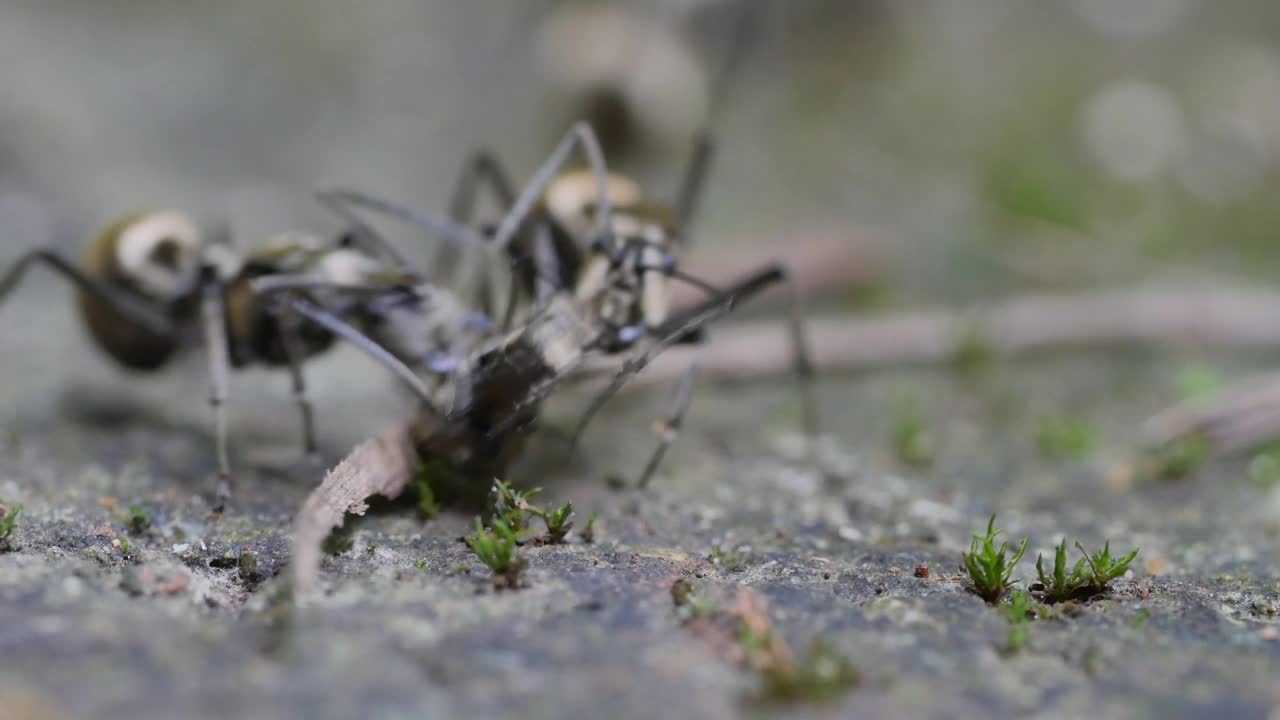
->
[0,208,438,504]
[318,121,815,489]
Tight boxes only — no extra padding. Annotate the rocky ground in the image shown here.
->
[2,302,1279,719]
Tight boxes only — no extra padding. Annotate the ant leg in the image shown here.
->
[666,261,817,433]
[636,360,700,489]
[449,150,517,223]
[285,296,442,417]
[0,249,174,337]
[490,122,614,257]
[314,190,412,269]
[198,269,233,507]
[447,149,530,322]
[566,264,788,447]
[674,131,714,235]
[781,271,819,438]
[277,307,319,460]
[317,188,487,259]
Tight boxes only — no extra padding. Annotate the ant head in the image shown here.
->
[544,169,641,241]
[111,210,203,300]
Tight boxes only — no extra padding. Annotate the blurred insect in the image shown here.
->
[0,210,438,505]
[319,120,814,488]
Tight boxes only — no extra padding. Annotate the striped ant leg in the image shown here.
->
[197,267,233,507]
[636,359,701,490]
[567,264,791,448]
[276,304,320,460]
[0,248,175,337]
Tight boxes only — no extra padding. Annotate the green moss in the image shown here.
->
[125,505,151,535]
[237,546,258,582]
[1077,541,1139,592]
[1176,364,1222,402]
[949,323,996,378]
[1034,537,1137,603]
[1035,416,1094,461]
[0,500,20,549]
[1035,538,1091,603]
[490,479,540,535]
[1002,589,1035,655]
[1147,435,1209,480]
[1247,446,1280,489]
[414,461,456,518]
[747,634,858,705]
[530,502,574,544]
[984,143,1089,230]
[891,395,935,469]
[465,517,525,589]
[962,515,1028,604]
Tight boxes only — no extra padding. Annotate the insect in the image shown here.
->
[317,120,815,489]
[0,209,438,505]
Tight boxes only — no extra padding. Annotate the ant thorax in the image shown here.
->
[366,284,489,375]
[502,293,594,376]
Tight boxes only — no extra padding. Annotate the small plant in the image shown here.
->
[490,479,540,534]
[949,322,995,377]
[1033,538,1138,602]
[465,517,525,589]
[730,590,858,704]
[1147,435,1208,480]
[531,502,575,544]
[891,396,934,468]
[1247,446,1280,489]
[962,515,1028,603]
[670,578,714,623]
[1176,364,1221,401]
[0,501,20,549]
[125,505,151,534]
[413,464,443,518]
[580,512,597,544]
[237,545,258,582]
[1034,415,1094,461]
[1002,589,1034,655]
[1035,538,1091,603]
[755,640,859,704]
[1076,541,1139,593]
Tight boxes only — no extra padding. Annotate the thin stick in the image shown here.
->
[292,424,419,595]
[581,286,1280,389]
[1143,372,1280,454]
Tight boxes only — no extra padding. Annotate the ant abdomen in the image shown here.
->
[77,211,203,371]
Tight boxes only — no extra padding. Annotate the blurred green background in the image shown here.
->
[3,0,1277,305]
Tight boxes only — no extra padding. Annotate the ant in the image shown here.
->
[0,207,440,505]
[319,121,815,489]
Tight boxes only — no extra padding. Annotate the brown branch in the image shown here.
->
[671,227,889,310]
[1143,372,1280,455]
[292,423,418,595]
[584,286,1280,389]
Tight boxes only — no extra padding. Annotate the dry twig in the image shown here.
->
[591,286,1280,389]
[291,423,418,594]
[1143,371,1280,455]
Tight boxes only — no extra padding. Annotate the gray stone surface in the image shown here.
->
[4,3,1280,718]
[2,329,1279,718]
